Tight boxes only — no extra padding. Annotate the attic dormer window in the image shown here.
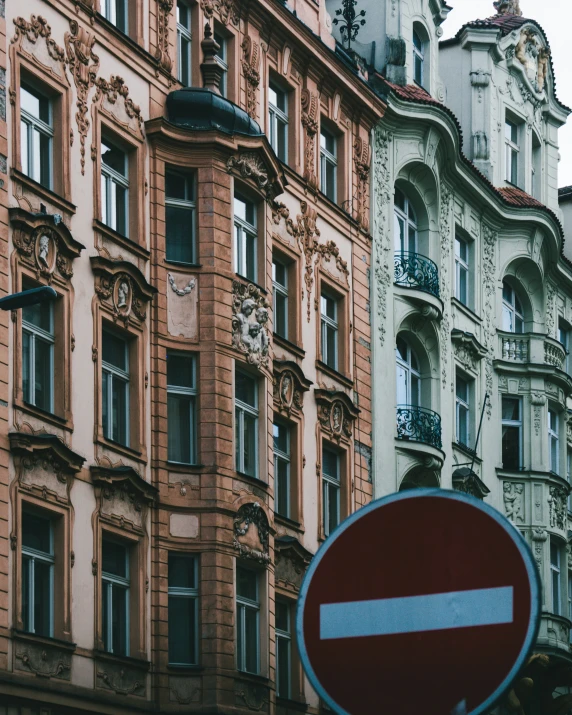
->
[413,30,424,87]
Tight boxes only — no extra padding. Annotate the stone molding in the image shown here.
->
[273,360,312,416]
[315,388,359,443]
[90,255,157,325]
[231,280,270,368]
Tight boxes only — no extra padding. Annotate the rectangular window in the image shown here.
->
[276,600,292,699]
[413,31,424,87]
[167,353,197,464]
[501,396,522,470]
[22,297,54,413]
[456,374,470,448]
[102,538,130,656]
[549,408,559,475]
[21,83,53,189]
[101,0,128,33]
[22,511,54,637]
[177,0,192,86]
[505,119,519,185]
[551,540,561,616]
[559,323,570,375]
[235,370,258,478]
[322,446,340,537]
[273,421,290,518]
[214,32,228,98]
[272,259,288,340]
[568,450,572,512]
[236,567,259,674]
[454,236,469,306]
[102,329,130,447]
[320,293,338,370]
[168,553,198,665]
[234,194,257,282]
[166,171,196,264]
[101,139,129,236]
[269,83,288,163]
[320,128,337,202]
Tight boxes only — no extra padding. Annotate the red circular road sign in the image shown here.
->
[297,489,540,715]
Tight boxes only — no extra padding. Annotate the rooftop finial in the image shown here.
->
[333,0,366,50]
[493,0,523,16]
[200,23,223,94]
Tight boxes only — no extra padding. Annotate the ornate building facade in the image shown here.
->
[0,0,381,712]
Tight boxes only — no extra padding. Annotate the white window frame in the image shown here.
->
[395,336,421,407]
[320,293,339,371]
[235,371,259,478]
[165,171,197,264]
[393,188,418,255]
[272,258,289,340]
[102,539,130,656]
[102,331,130,446]
[22,302,54,413]
[167,354,197,465]
[559,324,570,374]
[234,196,257,282]
[568,448,572,513]
[268,83,288,163]
[20,84,53,189]
[413,29,424,87]
[551,540,561,616]
[319,128,337,202]
[177,0,192,86]
[456,374,470,447]
[273,421,290,518]
[168,554,199,665]
[322,446,340,537]
[101,0,128,33]
[501,395,522,470]
[454,235,469,306]
[505,119,520,185]
[101,139,129,236]
[549,407,560,475]
[214,31,228,97]
[275,600,292,699]
[236,567,260,674]
[22,513,54,637]
[502,281,525,334]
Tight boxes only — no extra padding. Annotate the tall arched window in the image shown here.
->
[502,280,524,333]
[396,335,420,406]
[394,187,417,255]
[413,30,424,87]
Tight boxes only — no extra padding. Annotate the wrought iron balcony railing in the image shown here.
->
[396,405,442,450]
[394,252,440,298]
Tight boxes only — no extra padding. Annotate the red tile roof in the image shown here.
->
[498,186,546,208]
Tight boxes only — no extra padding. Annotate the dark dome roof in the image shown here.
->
[166,87,264,136]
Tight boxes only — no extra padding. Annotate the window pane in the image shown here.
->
[34,336,53,412]
[23,300,53,333]
[502,425,520,470]
[242,412,257,477]
[277,635,291,698]
[167,354,194,388]
[22,556,31,631]
[102,540,128,578]
[169,595,196,663]
[21,120,29,176]
[111,375,129,445]
[276,601,289,632]
[237,567,257,601]
[456,377,468,402]
[22,512,52,552]
[325,324,337,369]
[166,205,194,263]
[169,554,196,589]
[502,397,520,421]
[327,482,340,534]
[323,448,339,480]
[114,182,127,235]
[276,457,290,517]
[274,292,288,338]
[273,261,287,287]
[245,232,257,281]
[458,265,468,304]
[102,141,126,175]
[168,393,193,463]
[111,584,128,656]
[244,607,259,673]
[22,331,31,403]
[234,196,254,226]
[180,37,191,86]
[34,559,52,637]
[273,422,289,454]
[277,118,287,162]
[325,160,336,201]
[39,131,51,189]
[102,331,127,371]
[236,372,256,407]
[458,405,469,445]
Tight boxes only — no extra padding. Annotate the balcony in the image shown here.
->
[396,405,442,450]
[394,252,440,298]
[498,331,566,368]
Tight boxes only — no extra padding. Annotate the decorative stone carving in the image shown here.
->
[96,662,146,696]
[65,20,100,175]
[155,0,174,72]
[91,465,157,533]
[439,186,453,388]
[12,15,66,77]
[452,468,490,500]
[241,36,260,120]
[472,131,489,161]
[15,642,72,680]
[232,281,270,368]
[546,283,556,338]
[451,330,487,374]
[167,272,197,339]
[503,482,524,523]
[353,137,370,232]
[514,27,550,94]
[315,389,359,442]
[482,223,497,417]
[93,76,143,137]
[548,486,567,530]
[532,527,547,573]
[91,256,156,324]
[169,676,201,704]
[301,88,319,190]
[530,392,546,436]
[200,0,239,26]
[235,682,268,712]
[273,360,312,416]
[493,0,522,15]
[272,201,349,322]
[233,502,270,564]
[168,273,195,296]
[227,152,281,203]
[372,129,393,345]
[275,536,312,591]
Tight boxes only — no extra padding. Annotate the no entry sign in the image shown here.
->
[296,489,540,715]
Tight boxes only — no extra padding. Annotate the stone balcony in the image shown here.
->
[497,331,566,370]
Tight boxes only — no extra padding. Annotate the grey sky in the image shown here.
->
[441,0,572,188]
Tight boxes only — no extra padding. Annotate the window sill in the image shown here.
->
[12,629,76,652]
[453,441,480,462]
[316,360,354,390]
[235,670,271,686]
[93,219,150,261]
[451,297,482,323]
[17,400,73,433]
[93,649,150,671]
[274,512,303,532]
[235,471,269,490]
[167,663,205,673]
[276,696,309,712]
[274,333,306,359]
[98,436,146,464]
[234,274,268,295]
[11,169,76,216]
[166,461,204,471]
[164,259,202,270]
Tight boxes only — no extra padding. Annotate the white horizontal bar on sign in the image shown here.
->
[319,586,514,640]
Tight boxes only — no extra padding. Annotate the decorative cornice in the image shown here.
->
[315,388,359,442]
[90,256,157,324]
[9,432,85,474]
[90,465,157,504]
[93,76,144,136]
[273,360,312,416]
[12,15,66,69]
